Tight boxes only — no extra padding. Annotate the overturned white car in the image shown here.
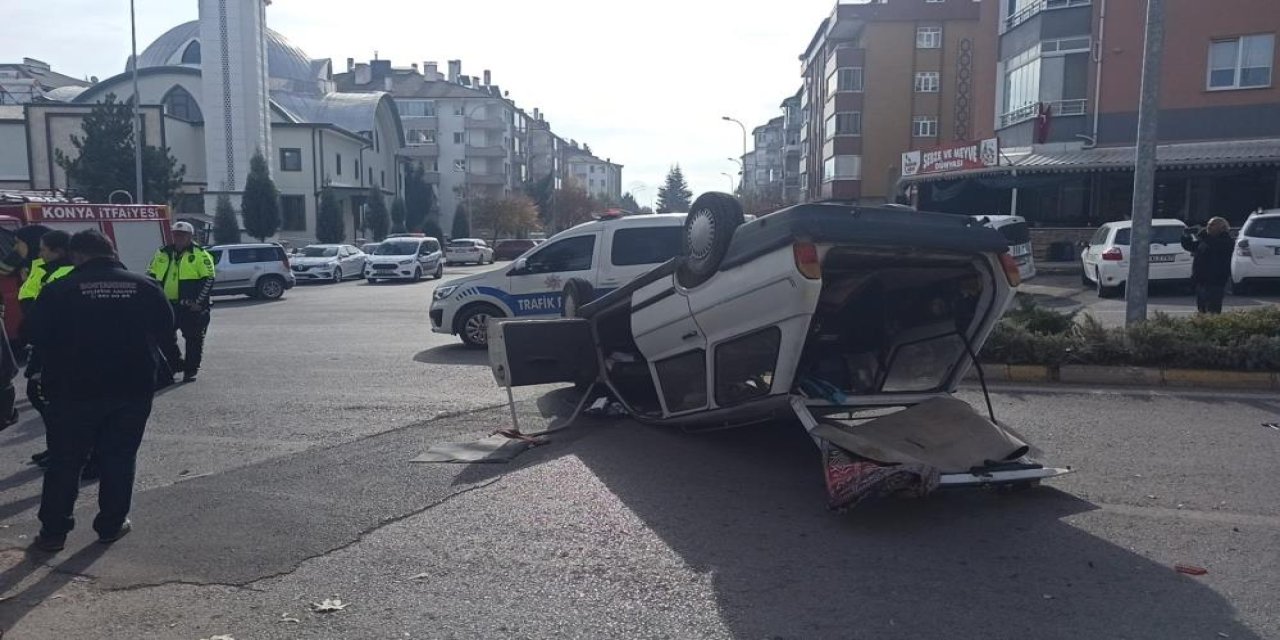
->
[489,194,1070,510]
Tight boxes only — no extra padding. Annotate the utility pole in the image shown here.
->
[129,0,145,203]
[1125,0,1165,326]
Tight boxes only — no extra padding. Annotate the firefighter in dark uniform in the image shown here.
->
[30,230,173,552]
[147,221,216,383]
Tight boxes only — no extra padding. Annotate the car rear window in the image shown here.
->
[229,247,283,263]
[1244,217,1280,239]
[1114,225,1184,246]
[448,240,477,247]
[995,222,1030,245]
[610,226,684,266]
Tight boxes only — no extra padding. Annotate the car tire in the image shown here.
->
[332,267,343,283]
[1096,270,1123,299]
[256,275,286,300]
[457,304,504,349]
[676,192,745,289]
[367,277,378,284]
[433,263,444,280]
[1080,265,1092,287]
[561,278,596,318]
[413,267,423,282]
[1231,280,1249,296]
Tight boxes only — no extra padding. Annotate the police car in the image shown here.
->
[430,213,686,347]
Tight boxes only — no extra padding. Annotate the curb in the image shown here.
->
[970,364,1280,391]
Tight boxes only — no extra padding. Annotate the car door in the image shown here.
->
[219,248,260,291]
[504,233,600,317]
[342,245,362,275]
[419,240,441,270]
[630,275,707,417]
[597,224,684,293]
[1081,226,1110,279]
[206,249,229,293]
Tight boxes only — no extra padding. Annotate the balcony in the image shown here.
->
[1004,0,1092,32]
[421,171,440,185]
[466,114,506,129]
[998,99,1087,129]
[466,173,506,185]
[399,143,439,158]
[465,144,508,158]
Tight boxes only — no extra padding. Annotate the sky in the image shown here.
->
[1,0,842,207]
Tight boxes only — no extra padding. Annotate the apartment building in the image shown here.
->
[900,0,1280,233]
[799,0,991,204]
[565,144,623,202]
[743,116,786,203]
[781,90,804,204]
[0,58,91,105]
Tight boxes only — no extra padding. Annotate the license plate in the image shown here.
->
[1150,254,1175,263]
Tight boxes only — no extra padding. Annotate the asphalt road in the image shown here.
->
[2,263,1279,639]
[1022,274,1280,326]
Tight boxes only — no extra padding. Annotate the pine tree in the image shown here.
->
[403,163,436,232]
[365,187,390,241]
[389,196,407,234]
[212,194,242,245]
[451,203,471,239]
[423,217,445,243]
[240,149,281,241]
[656,165,693,213]
[55,93,186,204]
[316,187,344,243]
[620,192,643,214]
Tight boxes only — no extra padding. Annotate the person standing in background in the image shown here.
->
[147,221,216,383]
[1181,217,1235,314]
[30,230,173,552]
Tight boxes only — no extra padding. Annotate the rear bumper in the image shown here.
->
[1232,258,1280,283]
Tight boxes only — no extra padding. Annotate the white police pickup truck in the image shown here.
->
[430,213,686,347]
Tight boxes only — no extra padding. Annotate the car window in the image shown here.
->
[208,250,223,264]
[1244,218,1280,239]
[524,235,595,273]
[448,240,476,248]
[375,240,419,256]
[422,240,440,254]
[1114,226,1184,246]
[994,222,1030,246]
[610,226,684,266]
[715,328,780,407]
[303,246,339,258]
[229,247,278,264]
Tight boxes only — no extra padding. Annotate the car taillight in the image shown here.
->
[793,242,821,279]
[999,253,1022,287]
[1238,239,1251,257]
[1101,247,1124,261]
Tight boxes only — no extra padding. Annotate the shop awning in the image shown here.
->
[902,138,1280,184]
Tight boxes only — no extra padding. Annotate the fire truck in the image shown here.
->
[0,191,172,342]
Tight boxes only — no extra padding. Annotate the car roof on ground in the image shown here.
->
[566,213,686,233]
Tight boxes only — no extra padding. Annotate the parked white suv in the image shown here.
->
[1231,209,1280,294]
[431,213,686,347]
[207,243,296,300]
[1080,219,1191,298]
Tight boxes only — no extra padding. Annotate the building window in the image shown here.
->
[381,170,386,187]
[280,148,302,172]
[453,132,466,144]
[454,159,467,172]
[428,159,439,172]
[912,116,939,138]
[917,27,943,49]
[398,100,436,117]
[1208,34,1275,90]
[161,85,203,122]
[453,104,466,116]
[824,112,861,138]
[1042,36,1092,56]
[1002,57,1042,123]
[823,155,862,182]
[355,159,360,179]
[914,71,941,93]
[369,167,373,185]
[180,40,202,65]
[280,195,306,231]
[826,66,864,95]
[405,128,436,145]
[336,153,342,175]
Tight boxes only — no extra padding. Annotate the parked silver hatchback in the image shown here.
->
[207,243,297,300]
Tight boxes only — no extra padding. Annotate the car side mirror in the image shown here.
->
[511,257,529,274]
[1077,241,1089,249]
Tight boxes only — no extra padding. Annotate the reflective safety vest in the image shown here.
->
[18,258,75,302]
[147,245,216,303]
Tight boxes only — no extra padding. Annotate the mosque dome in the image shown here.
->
[130,20,323,94]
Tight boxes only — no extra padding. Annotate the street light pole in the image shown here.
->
[720,173,736,192]
[1125,0,1166,326]
[722,116,748,193]
[129,0,144,203]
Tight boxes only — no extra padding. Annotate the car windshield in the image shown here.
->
[375,241,419,256]
[302,246,339,258]
[1244,217,1280,239]
[1114,226,1184,246]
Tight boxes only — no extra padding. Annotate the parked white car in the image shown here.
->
[1080,219,1191,298]
[430,213,686,347]
[1231,209,1280,294]
[487,195,1066,511]
[290,244,367,283]
[364,237,444,282]
[445,238,495,265]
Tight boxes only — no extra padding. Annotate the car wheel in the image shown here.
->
[676,192,745,289]
[413,267,423,282]
[332,267,343,283]
[256,275,286,300]
[1096,270,1123,299]
[367,277,378,284]
[433,263,444,279]
[561,278,596,318]
[1231,280,1249,296]
[1080,265,1092,287]
[457,304,503,349]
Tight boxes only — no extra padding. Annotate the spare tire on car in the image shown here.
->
[561,278,596,318]
[677,192,745,289]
